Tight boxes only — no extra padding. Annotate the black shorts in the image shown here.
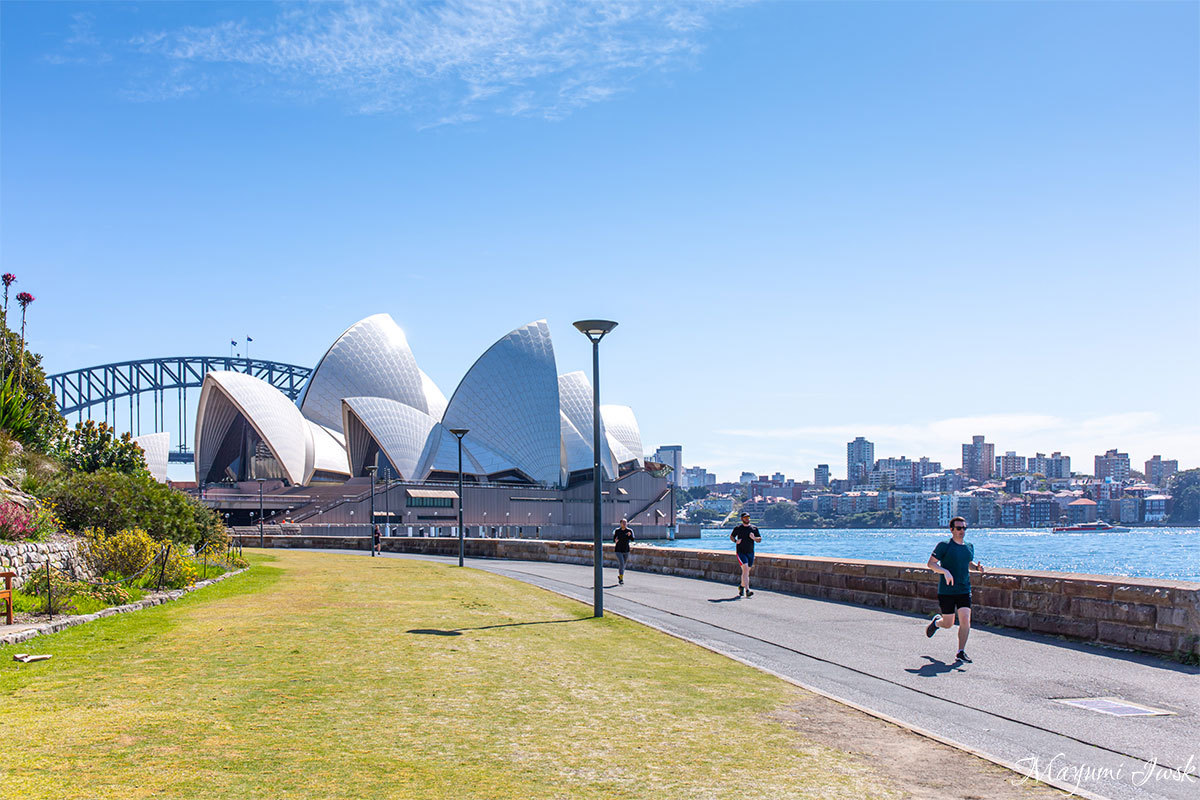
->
[938,593,972,615]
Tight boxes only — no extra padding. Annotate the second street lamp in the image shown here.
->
[449,428,470,567]
[256,477,266,548]
[573,319,617,618]
[366,464,377,556]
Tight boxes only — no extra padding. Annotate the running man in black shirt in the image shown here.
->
[925,516,985,662]
[613,518,634,585]
[730,513,761,597]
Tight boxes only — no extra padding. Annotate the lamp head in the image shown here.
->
[572,319,618,342]
[449,428,470,438]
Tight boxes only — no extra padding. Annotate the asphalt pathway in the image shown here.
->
[329,549,1199,800]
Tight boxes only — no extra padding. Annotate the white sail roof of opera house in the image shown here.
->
[306,420,351,482]
[601,404,644,467]
[558,371,617,479]
[298,313,446,433]
[342,396,438,480]
[133,431,170,483]
[195,371,313,486]
[421,320,563,486]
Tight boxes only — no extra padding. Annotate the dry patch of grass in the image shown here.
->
[0,550,1039,799]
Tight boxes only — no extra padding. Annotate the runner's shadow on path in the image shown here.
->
[708,595,742,603]
[904,656,964,677]
[407,618,589,637]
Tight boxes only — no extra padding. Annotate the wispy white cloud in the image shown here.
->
[120,0,745,119]
[43,13,112,65]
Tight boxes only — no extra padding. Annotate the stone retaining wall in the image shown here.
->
[0,538,98,588]
[233,534,1200,660]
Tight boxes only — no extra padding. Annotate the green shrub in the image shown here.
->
[84,527,160,578]
[21,565,78,614]
[135,545,198,590]
[46,469,226,548]
[75,581,138,607]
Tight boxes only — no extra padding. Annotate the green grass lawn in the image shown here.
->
[1,550,908,799]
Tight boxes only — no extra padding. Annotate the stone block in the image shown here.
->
[1017,575,1062,594]
[976,588,1011,609]
[1061,581,1114,600]
[980,608,1030,628]
[832,562,867,576]
[846,576,885,593]
[1112,585,1174,606]
[885,580,919,598]
[1096,622,1176,653]
[1029,613,1097,639]
[1013,591,1071,615]
[1155,606,1197,632]
[818,573,847,589]
[865,564,903,578]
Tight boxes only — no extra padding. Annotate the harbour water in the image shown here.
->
[653,527,1200,583]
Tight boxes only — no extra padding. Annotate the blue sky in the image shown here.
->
[2,0,1197,482]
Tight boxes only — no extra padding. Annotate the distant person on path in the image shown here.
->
[372,524,381,556]
[613,518,635,585]
[730,513,762,597]
[925,516,985,662]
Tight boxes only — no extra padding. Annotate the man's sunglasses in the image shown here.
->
[953,525,968,531]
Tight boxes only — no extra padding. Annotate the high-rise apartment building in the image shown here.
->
[847,437,874,485]
[994,451,1027,479]
[1144,455,1178,488]
[962,435,995,482]
[1094,449,1130,482]
[814,464,830,488]
[1028,452,1071,479]
[682,466,717,489]
[739,471,757,484]
[653,445,684,486]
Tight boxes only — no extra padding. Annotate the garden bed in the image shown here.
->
[2,565,247,645]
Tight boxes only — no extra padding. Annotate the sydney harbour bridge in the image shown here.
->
[47,357,311,465]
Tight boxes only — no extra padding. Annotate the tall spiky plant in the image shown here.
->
[2,273,14,317]
[15,291,33,384]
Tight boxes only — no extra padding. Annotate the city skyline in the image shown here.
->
[4,2,1197,485]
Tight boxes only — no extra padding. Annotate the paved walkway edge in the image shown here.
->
[477,560,1110,800]
[1,567,248,646]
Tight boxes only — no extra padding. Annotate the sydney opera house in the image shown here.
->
[196,315,679,540]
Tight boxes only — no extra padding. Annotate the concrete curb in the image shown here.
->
[1,567,249,646]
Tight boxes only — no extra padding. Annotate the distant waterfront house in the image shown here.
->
[1067,498,1099,524]
[1144,495,1169,523]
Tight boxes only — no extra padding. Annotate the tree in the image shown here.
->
[53,420,148,475]
[762,502,803,528]
[687,507,723,525]
[1167,469,1200,524]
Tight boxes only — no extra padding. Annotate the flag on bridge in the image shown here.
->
[246,336,253,342]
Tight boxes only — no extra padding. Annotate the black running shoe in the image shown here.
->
[956,650,972,663]
[738,585,744,597]
[925,614,942,638]
[745,589,754,598]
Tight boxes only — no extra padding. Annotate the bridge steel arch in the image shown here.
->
[47,357,313,456]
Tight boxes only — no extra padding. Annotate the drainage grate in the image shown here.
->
[1055,697,1174,716]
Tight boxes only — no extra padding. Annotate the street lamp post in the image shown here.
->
[573,319,618,618]
[366,465,377,556]
[256,477,266,548]
[449,428,470,567]
[383,467,391,536]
